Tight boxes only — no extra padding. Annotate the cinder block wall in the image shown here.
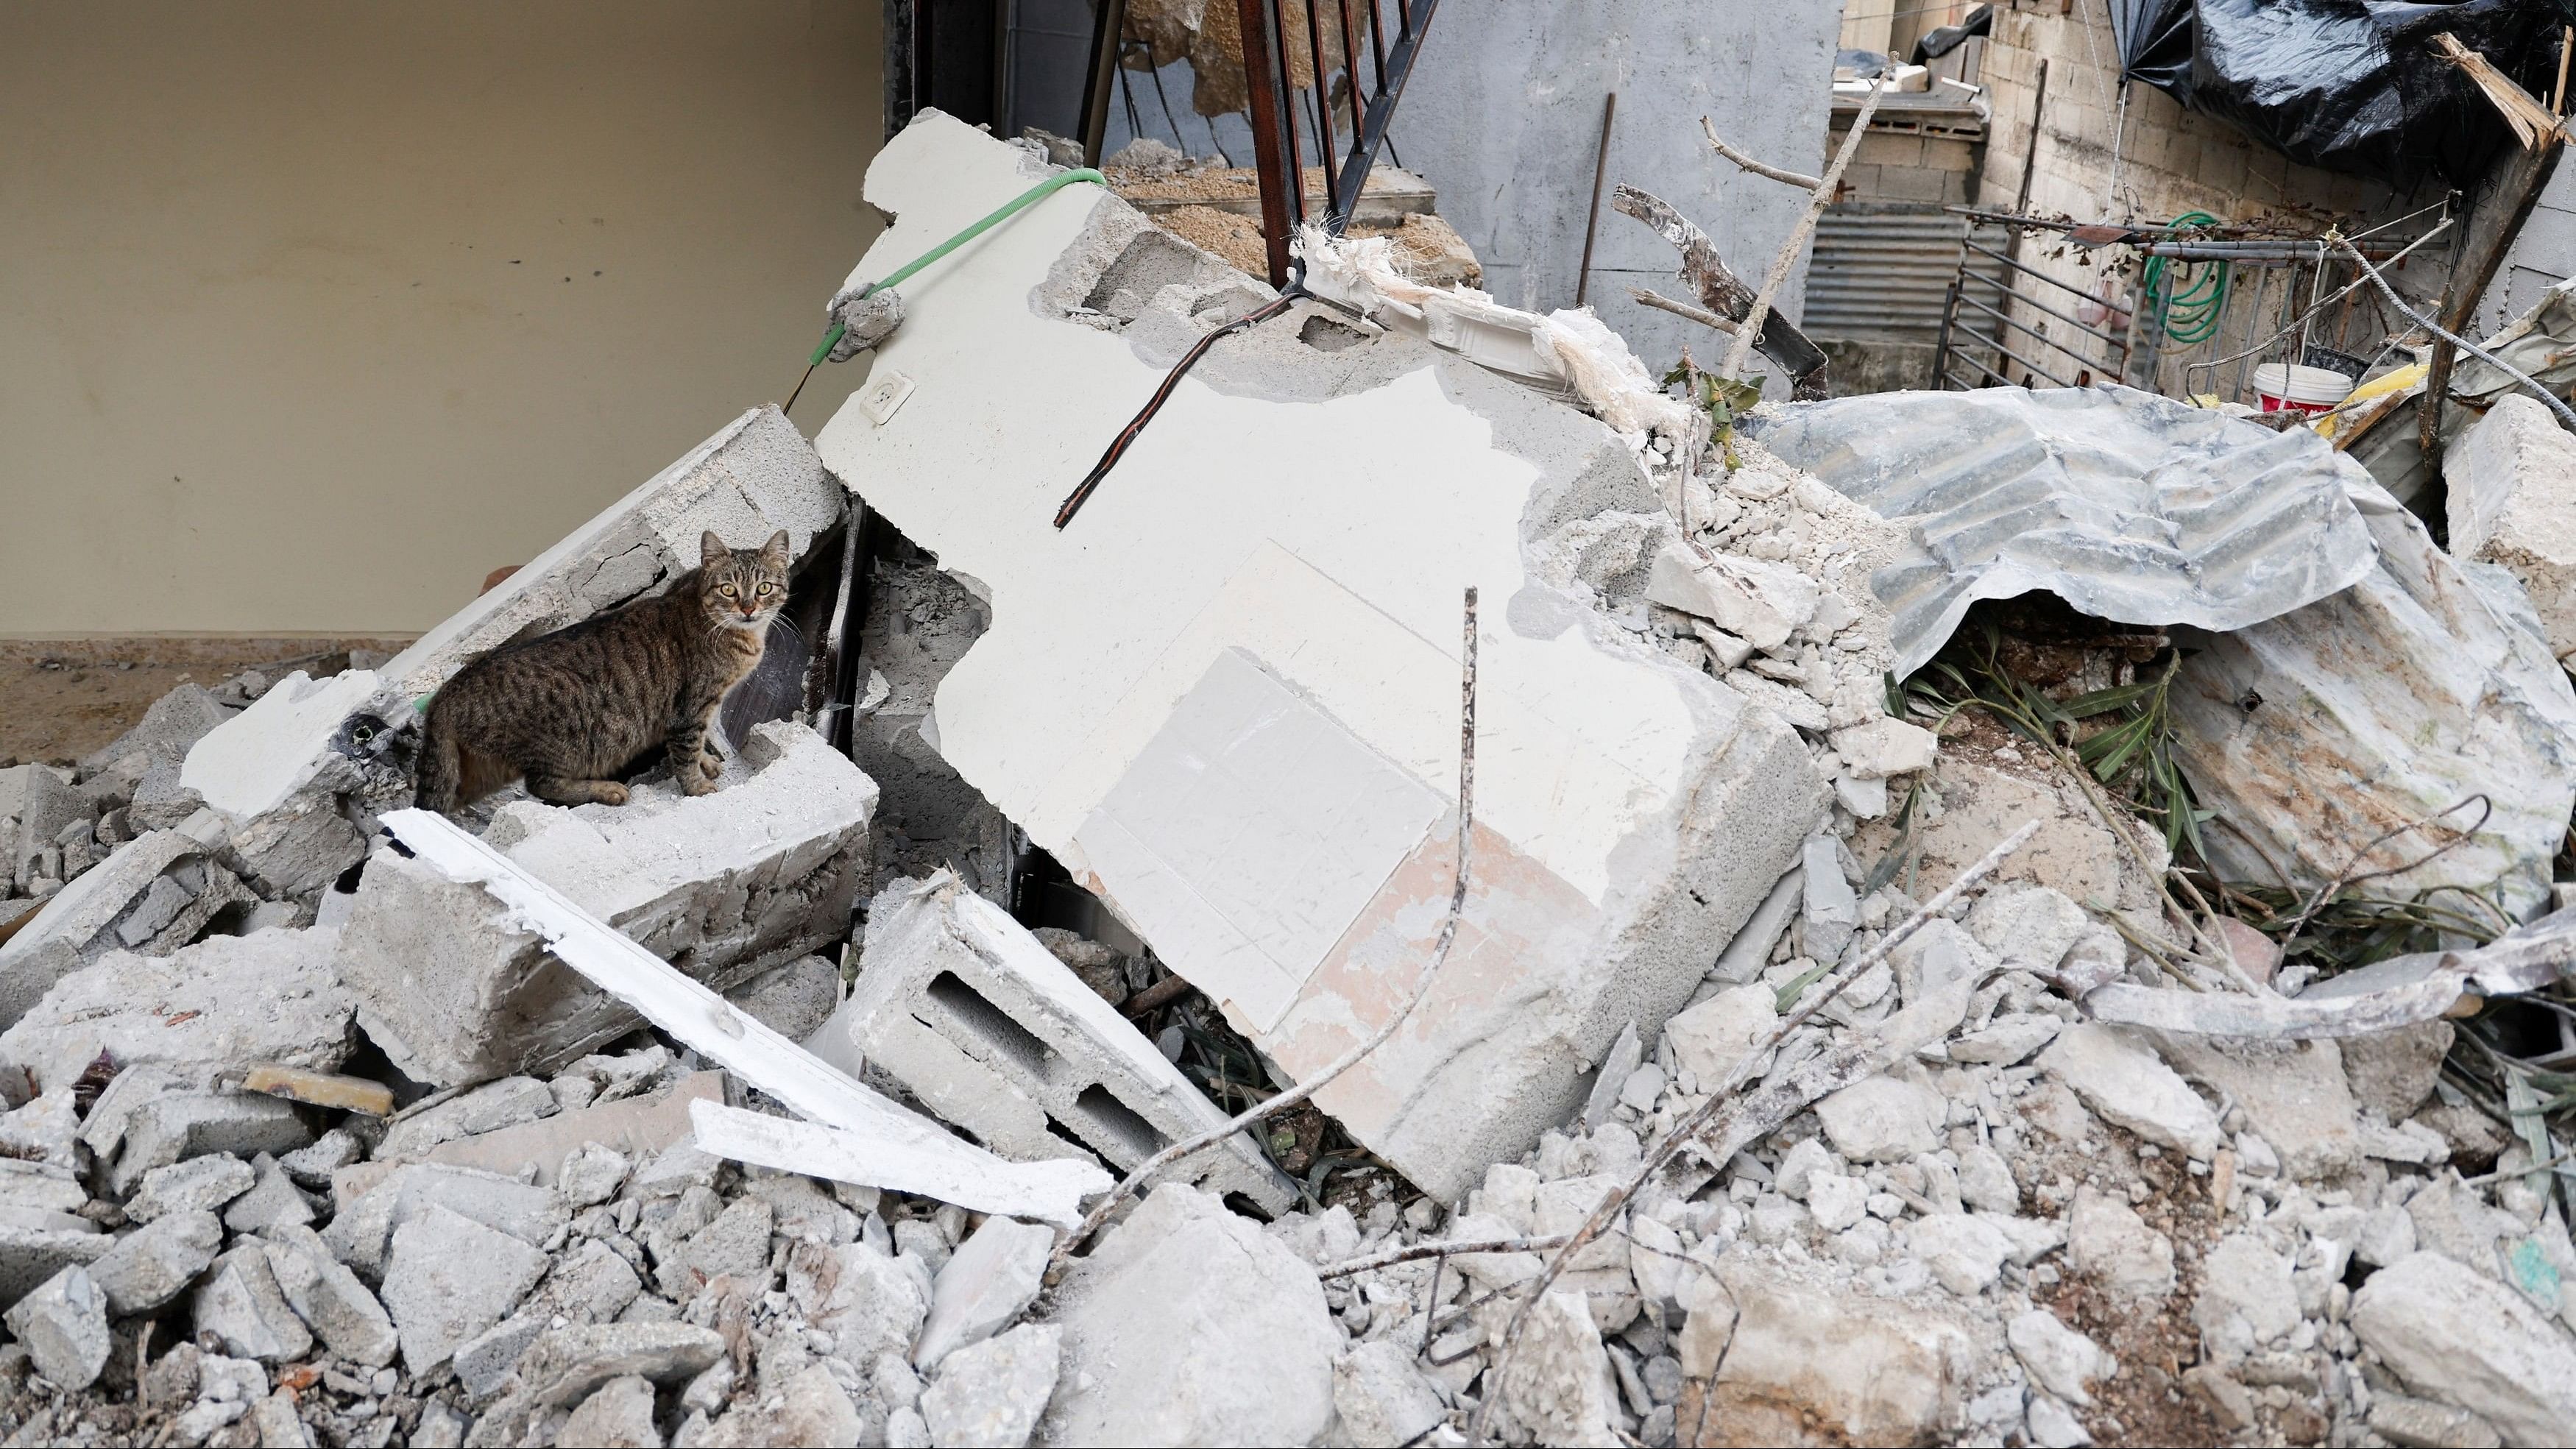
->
[1968,1,2415,401]
[0,1,882,638]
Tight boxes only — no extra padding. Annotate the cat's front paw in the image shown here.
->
[595,782,631,806]
[681,772,718,797]
[698,755,722,782]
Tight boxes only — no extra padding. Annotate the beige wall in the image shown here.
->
[0,1,884,637]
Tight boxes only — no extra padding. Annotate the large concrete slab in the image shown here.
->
[811,116,1823,1199]
[338,721,875,1085]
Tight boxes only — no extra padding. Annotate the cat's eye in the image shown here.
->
[718,585,736,597]
[756,584,774,595]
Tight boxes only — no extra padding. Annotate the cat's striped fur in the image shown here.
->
[414,530,791,813]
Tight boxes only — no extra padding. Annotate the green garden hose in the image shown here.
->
[2143,210,2230,347]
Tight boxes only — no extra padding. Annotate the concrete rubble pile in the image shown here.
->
[0,107,2572,1449]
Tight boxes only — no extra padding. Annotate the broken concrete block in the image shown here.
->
[2193,1233,2298,1364]
[2151,1033,2359,1180]
[815,116,1824,1200]
[261,1225,397,1369]
[1331,1339,1449,1449]
[5,766,88,896]
[1830,717,1938,779]
[477,1322,726,1443]
[381,1203,549,1374]
[912,1214,1051,1371]
[2037,1024,2221,1160]
[0,925,355,1104]
[824,875,1293,1213]
[127,1154,255,1224]
[111,1091,311,1197]
[80,684,231,801]
[655,1195,773,1299]
[0,1225,110,1311]
[783,1237,928,1372]
[378,1077,556,1161]
[2067,1186,2176,1301]
[4,1266,109,1389]
[322,1163,565,1283]
[1646,542,1818,651]
[727,954,842,1042]
[223,1154,315,1235]
[339,720,874,1085]
[194,1244,315,1364]
[416,1073,718,1187]
[0,831,255,1031]
[2352,1250,2576,1447]
[2448,394,2576,662]
[1853,754,2168,919]
[183,670,386,826]
[1800,834,1858,963]
[1815,1076,1944,1163]
[1041,1185,1336,1446]
[90,1209,223,1315]
[2342,1019,2453,1123]
[1493,1289,1618,1448]
[557,1374,660,1448]
[1685,1256,1987,1445]
[921,1322,1059,1449]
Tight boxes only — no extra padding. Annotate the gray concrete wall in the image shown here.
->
[1096,1,1847,384]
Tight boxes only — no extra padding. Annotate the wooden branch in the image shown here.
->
[1702,116,1825,191]
[1720,77,1888,380]
[1630,287,1740,334]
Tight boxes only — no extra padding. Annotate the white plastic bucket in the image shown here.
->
[2252,363,2354,416]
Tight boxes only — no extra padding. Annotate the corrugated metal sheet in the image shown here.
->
[1804,205,1972,342]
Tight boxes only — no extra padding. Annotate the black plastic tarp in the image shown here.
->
[2106,1,2576,189]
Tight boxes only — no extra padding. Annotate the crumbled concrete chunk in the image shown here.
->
[921,1322,1060,1449]
[1491,1289,1618,1447]
[338,721,874,1085]
[1331,1339,1448,1448]
[2351,1250,2576,1446]
[111,1092,311,1196]
[556,1373,661,1448]
[724,954,842,1042]
[194,1243,314,1363]
[263,1222,399,1368]
[2037,1024,2221,1160]
[1041,1186,1336,1446]
[127,1154,255,1225]
[381,1203,548,1374]
[222,1153,314,1235]
[378,1076,558,1161]
[4,1266,109,1389]
[89,1210,222,1315]
[913,1215,1051,1370]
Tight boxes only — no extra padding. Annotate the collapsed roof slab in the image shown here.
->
[813,114,1825,1200]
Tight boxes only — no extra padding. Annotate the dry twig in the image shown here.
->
[1630,287,1739,334]
[1700,117,1825,191]
[1465,818,2040,1443]
[1316,1233,1575,1280]
[2276,794,2494,957]
[1719,77,1887,380]
[1048,587,1482,1276]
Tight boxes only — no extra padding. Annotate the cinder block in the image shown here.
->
[337,722,876,1085]
[818,875,1296,1215]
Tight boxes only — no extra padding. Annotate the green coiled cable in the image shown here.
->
[2143,210,2229,347]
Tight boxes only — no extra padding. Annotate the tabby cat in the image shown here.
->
[414,530,791,813]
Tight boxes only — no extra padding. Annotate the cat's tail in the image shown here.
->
[414,712,461,814]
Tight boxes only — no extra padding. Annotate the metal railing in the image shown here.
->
[1933,235,2132,391]
[1235,0,1440,286]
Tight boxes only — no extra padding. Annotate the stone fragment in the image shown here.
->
[2008,1307,2110,1406]
[1908,1212,2017,1296]
[2342,1020,2455,1123]
[1853,755,2168,919]
[1331,1339,1448,1448]
[321,1162,565,1281]
[1806,1171,1866,1233]
[338,721,874,1085]
[0,1225,110,1310]
[703,1362,863,1447]
[2368,1392,2505,1449]
[89,1209,222,1315]
[1688,1258,1984,1445]
[2025,1394,2090,1449]
[1041,1186,1335,1447]
[1815,1075,1944,1163]
[422,1072,719,1188]
[194,1244,315,1363]
[4,1266,109,1389]
[1493,1289,1618,1448]
[263,1224,399,1368]
[556,1375,662,1448]
[1647,542,1818,651]
[787,1239,929,1371]
[913,1214,1052,1370]
[1949,1013,2061,1067]
[818,875,1295,1214]
[127,1154,255,1225]
[2151,1032,2359,1180]
[2067,1186,2174,1301]
[2446,394,2576,664]
[0,844,316,1049]
[1956,1144,2019,1214]
[381,1204,548,1374]
[2351,1250,2576,1447]
[1800,835,1859,964]
[657,1196,774,1299]
[2037,1024,2221,1159]
[510,1321,729,1409]
[1662,984,1776,1083]
[1964,887,2087,974]
[560,1144,631,1209]
[222,1153,315,1235]
[921,1322,1060,1449]
[2193,1234,2298,1363]
[250,1389,314,1449]
[726,954,843,1042]
[378,1076,559,1160]
[111,1091,311,1195]
[1831,718,1938,779]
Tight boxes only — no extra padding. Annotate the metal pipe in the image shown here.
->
[1303,0,1341,222]
[1946,321,2076,388]
[1952,252,2131,349]
[1575,93,1616,308]
[1236,0,1297,285]
[1951,290,2102,378]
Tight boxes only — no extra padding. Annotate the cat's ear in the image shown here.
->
[761,530,791,567]
[700,531,727,566]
